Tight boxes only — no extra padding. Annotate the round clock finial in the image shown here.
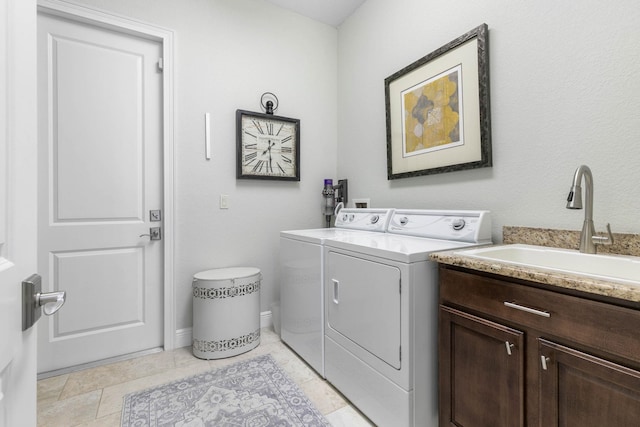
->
[260,92,279,115]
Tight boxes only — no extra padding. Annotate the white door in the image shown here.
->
[0,0,38,425]
[37,11,164,373]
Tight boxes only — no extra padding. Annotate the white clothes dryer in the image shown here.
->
[279,208,393,377]
[323,209,492,426]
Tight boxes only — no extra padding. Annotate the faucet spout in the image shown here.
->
[566,165,613,253]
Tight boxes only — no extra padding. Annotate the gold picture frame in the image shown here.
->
[385,23,491,180]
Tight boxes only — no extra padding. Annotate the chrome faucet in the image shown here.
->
[566,165,614,253]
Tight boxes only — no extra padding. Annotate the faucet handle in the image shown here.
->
[592,223,614,246]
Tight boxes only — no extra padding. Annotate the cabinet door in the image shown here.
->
[439,306,524,427]
[539,339,640,427]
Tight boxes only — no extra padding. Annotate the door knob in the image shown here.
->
[38,290,66,315]
[140,227,161,240]
[22,274,67,331]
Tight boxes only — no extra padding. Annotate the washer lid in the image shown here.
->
[194,267,260,281]
[325,233,480,263]
[279,228,379,244]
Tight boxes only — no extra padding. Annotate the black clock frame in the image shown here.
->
[236,109,300,181]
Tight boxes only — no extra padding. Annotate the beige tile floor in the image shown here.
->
[37,327,374,427]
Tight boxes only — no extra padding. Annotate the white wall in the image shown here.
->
[338,0,640,241]
[62,0,640,338]
[71,0,339,330]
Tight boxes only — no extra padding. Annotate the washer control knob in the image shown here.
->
[370,215,380,224]
[399,217,409,226]
[349,214,355,222]
[342,214,348,222]
[452,218,466,230]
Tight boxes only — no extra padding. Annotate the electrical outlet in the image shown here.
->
[220,194,229,209]
[353,198,370,209]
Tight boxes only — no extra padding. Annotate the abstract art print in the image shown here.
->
[385,24,491,180]
[401,64,463,156]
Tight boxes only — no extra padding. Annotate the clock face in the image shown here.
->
[236,110,300,181]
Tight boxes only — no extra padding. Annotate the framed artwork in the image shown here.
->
[385,23,491,180]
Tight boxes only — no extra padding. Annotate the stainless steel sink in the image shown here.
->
[458,244,640,285]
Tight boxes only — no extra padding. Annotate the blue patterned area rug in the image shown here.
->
[121,354,331,427]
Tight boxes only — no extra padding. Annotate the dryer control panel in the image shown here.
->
[334,208,394,232]
[387,209,492,243]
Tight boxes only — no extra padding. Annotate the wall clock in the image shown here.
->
[236,109,300,181]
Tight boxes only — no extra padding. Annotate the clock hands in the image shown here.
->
[262,140,275,155]
[262,139,275,173]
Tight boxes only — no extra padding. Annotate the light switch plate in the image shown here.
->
[220,194,229,209]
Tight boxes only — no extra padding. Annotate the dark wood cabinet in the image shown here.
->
[439,306,524,427]
[538,339,640,426]
[438,265,640,427]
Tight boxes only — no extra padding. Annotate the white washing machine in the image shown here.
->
[323,209,492,426]
[279,208,393,377]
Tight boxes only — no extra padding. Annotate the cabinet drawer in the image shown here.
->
[439,267,640,365]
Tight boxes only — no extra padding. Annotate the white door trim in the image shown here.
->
[37,0,177,350]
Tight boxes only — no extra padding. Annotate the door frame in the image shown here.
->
[36,0,177,350]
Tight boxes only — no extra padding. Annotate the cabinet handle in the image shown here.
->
[505,341,515,356]
[332,279,339,304]
[504,301,550,318]
[541,355,551,370]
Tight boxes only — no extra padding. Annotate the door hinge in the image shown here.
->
[157,58,164,71]
[399,346,402,361]
[399,279,401,294]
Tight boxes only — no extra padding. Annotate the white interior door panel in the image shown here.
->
[37,10,164,373]
[0,0,38,424]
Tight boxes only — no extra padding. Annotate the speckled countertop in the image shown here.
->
[430,226,640,304]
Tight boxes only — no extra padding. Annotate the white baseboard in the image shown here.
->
[260,310,272,329]
[174,310,273,349]
[174,327,192,349]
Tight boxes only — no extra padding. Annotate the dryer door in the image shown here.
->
[327,251,401,369]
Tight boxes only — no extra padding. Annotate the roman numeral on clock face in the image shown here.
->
[244,152,257,163]
[252,120,265,134]
[252,160,265,172]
